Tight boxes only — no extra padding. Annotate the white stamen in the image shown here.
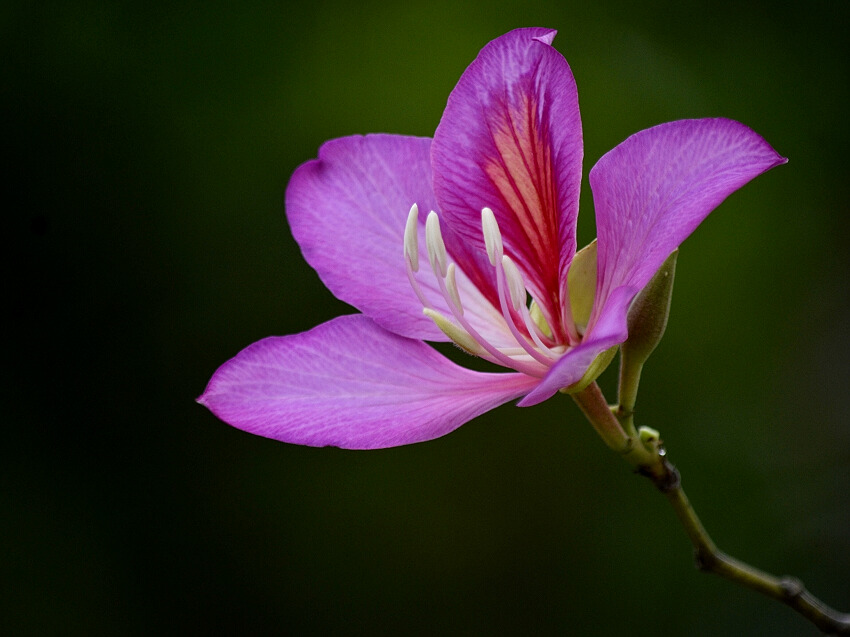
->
[501,255,526,312]
[519,301,559,358]
[403,203,420,272]
[400,201,562,378]
[425,211,448,278]
[445,263,463,315]
[492,254,555,367]
[434,263,546,376]
[423,308,483,356]
[481,207,503,266]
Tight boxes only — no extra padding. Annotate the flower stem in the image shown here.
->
[572,383,850,633]
[644,457,850,635]
[571,383,629,453]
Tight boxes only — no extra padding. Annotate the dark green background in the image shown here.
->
[6,1,849,635]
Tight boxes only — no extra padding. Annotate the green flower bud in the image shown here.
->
[624,250,678,362]
[618,250,678,412]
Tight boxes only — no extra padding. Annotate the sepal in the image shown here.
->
[560,345,618,394]
[567,240,597,333]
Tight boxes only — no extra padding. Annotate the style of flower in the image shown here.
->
[199,28,785,449]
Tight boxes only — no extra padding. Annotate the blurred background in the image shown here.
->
[5,0,849,634]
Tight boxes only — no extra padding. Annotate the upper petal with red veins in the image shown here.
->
[198,315,540,449]
[286,134,506,342]
[432,28,583,337]
[590,118,786,328]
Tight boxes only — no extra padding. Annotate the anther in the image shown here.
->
[445,263,464,315]
[425,211,448,278]
[481,207,503,266]
[403,203,420,272]
[423,308,483,356]
[501,255,526,312]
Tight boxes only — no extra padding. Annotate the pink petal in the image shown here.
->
[287,135,513,349]
[198,315,539,449]
[287,134,444,340]
[431,28,583,337]
[590,118,786,327]
[518,285,636,406]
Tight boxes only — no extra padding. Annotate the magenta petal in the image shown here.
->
[590,118,786,324]
[518,285,637,406]
[432,28,583,330]
[198,315,539,449]
[286,134,445,341]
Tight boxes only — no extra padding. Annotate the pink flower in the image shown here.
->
[199,28,785,449]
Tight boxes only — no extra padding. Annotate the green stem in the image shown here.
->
[646,459,850,635]
[617,349,642,418]
[572,384,850,634]
[571,383,630,453]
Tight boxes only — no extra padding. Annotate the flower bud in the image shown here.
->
[618,250,678,412]
[624,249,678,363]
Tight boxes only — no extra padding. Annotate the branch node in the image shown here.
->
[779,576,804,600]
[693,547,713,572]
[638,458,681,492]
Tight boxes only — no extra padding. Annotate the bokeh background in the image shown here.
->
[6,1,849,635]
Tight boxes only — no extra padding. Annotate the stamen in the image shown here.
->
[423,309,483,356]
[425,211,447,278]
[502,256,559,357]
[525,300,558,347]
[403,203,420,272]
[493,255,555,367]
[518,301,559,357]
[403,203,433,309]
[402,202,557,378]
[481,207,503,266]
[501,255,526,312]
[433,265,547,376]
[405,263,432,310]
[445,263,463,315]
[496,262,552,367]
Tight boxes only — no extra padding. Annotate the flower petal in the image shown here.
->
[198,315,539,449]
[286,135,441,339]
[518,285,637,406]
[432,28,583,336]
[288,134,517,349]
[590,118,786,326]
